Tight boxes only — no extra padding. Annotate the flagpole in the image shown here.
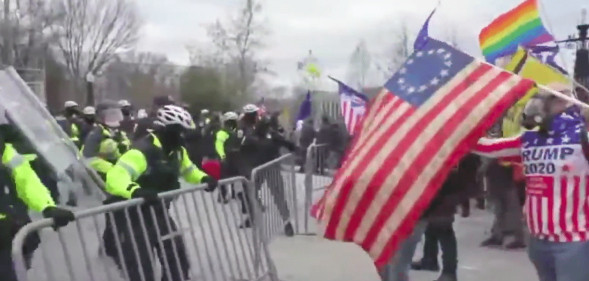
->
[539,84,589,110]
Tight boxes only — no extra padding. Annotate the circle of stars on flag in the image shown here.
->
[396,48,453,95]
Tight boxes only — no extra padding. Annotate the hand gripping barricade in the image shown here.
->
[249,154,299,242]
[301,142,333,235]
[11,177,279,281]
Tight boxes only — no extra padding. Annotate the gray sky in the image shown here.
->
[137,0,585,91]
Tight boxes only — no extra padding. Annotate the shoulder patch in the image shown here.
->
[237,129,244,138]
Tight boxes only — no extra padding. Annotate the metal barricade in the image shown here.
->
[11,177,279,281]
[301,142,334,235]
[249,154,299,243]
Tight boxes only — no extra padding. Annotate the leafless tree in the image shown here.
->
[376,21,413,79]
[445,26,460,49]
[98,51,181,106]
[2,0,64,68]
[346,39,372,91]
[50,0,142,104]
[202,0,269,100]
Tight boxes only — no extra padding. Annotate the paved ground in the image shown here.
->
[18,172,537,281]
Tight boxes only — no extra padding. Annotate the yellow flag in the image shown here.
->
[501,47,570,137]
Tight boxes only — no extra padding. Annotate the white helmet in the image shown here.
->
[137,109,148,119]
[155,105,194,129]
[64,101,78,108]
[223,111,238,121]
[242,104,259,113]
[201,109,209,114]
[118,100,131,107]
[83,106,96,115]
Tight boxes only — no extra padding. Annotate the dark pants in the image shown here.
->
[0,217,41,281]
[109,204,190,281]
[238,167,290,222]
[421,219,458,275]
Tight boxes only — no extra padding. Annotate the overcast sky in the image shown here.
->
[137,0,585,91]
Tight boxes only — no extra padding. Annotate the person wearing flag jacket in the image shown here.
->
[472,83,589,281]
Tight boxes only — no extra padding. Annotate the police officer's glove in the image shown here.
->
[42,206,75,229]
[202,176,218,192]
[131,188,159,204]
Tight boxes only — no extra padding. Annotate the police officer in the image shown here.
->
[118,100,135,137]
[81,101,131,263]
[80,106,96,143]
[199,109,211,127]
[56,101,83,148]
[105,105,218,281]
[0,114,75,281]
[215,111,241,202]
[236,104,294,236]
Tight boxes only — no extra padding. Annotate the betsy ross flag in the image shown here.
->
[330,77,368,134]
[312,39,534,267]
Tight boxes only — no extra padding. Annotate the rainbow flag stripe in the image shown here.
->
[479,0,554,63]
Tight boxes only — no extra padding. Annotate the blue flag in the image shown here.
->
[413,5,438,51]
[295,91,312,130]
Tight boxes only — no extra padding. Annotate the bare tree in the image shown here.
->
[2,0,64,68]
[445,26,460,49]
[98,51,181,106]
[202,0,269,101]
[346,39,372,91]
[376,21,412,79]
[50,0,142,104]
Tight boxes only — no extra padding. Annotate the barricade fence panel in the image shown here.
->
[12,177,278,281]
[249,154,299,243]
[301,143,334,235]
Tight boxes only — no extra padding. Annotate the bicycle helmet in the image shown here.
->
[242,104,259,113]
[156,105,194,129]
[223,111,238,121]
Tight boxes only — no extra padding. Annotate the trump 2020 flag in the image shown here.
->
[313,39,534,267]
[329,77,368,134]
[295,91,312,130]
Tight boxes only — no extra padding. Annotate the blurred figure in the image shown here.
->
[200,109,211,127]
[80,106,96,142]
[56,101,83,148]
[411,155,480,281]
[136,109,148,119]
[118,100,135,137]
[297,118,315,172]
[134,95,175,140]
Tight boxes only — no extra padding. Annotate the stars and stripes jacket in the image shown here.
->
[473,108,589,242]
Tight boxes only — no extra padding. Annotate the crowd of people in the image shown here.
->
[0,95,303,281]
[3,80,589,281]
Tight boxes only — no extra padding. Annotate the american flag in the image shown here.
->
[313,39,534,267]
[332,78,368,134]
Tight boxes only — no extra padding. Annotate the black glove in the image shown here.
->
[202,176,218,192]
[131,188,159,204]
[42,206,75,229]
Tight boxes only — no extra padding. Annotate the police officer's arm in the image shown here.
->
[105,149,148,198]
[3,144,55,212]
[179,147,208,184]
[215,130,230,159]
[82,129,115,174]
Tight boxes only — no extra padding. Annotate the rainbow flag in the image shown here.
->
[479,0,554,63]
